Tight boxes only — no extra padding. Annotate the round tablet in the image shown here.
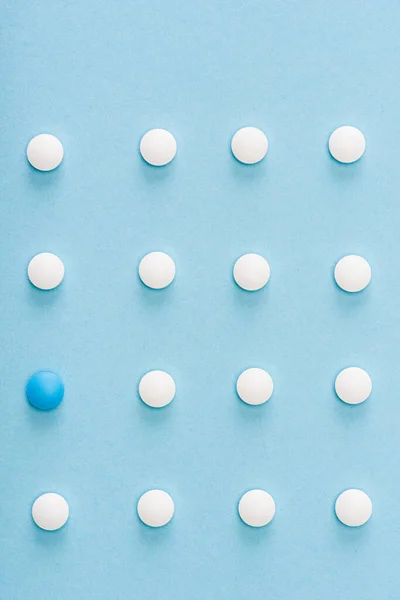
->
[238,489,275,527]
[233,253,270,291]
[231,127,268,164]
[26,371,64,410]
[140,129,177,166]
[28,252,65,290]
[334,255,371,293]
[27,134,64,171]
[137,490,175,527]
[32,493,69,531]
[335,367,372,405]
[236,368,273,406]
[139,252,175,289]
[335,489,372,527]
[139,370,176,408]
[328,126,366,163]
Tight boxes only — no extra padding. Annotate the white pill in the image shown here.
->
[238,489,275,527]
[27,134,64,171]
[139,251,175,289]
[140,129,177,166]
[334,255,371,293]
[335,489,372,527]
[139,370,176,408]
[28,252,65,290]
[233,253,270,291]
[335,367,372,405]
[137,490,175,527]
[236,368,273,406]
[231,127,268,164]
[32,493,69,531]
[328,126,366,163]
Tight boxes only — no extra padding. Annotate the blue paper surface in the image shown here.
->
[1,1,399,598]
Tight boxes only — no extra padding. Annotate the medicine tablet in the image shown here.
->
[328,126,366,163]
[32,493,69,531]
[27,134,64,171]
[335,489,372,527]
[335,367,372,405]
[231,127,268,164]
[139,252,175,289]
[26,371,64,410]
[28,252,65,290]
[236,368,273,405]
[140,129,177,166]
[137,490,175,527]
[139,370,176,408]
[334,255,371,293]
[233,253,270,291]
[238,489,275,527]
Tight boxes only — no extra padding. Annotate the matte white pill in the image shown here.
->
[328,126,366,163]
[140,129,177,166]
[236,368,273,405]
[32,493,69,531]
[139,252,175,289]
[28,252,65,290]
[27,134,64,171]
[335,367,372,405]
[233,253,270,291]
[231,127,268,164]
[139,370,176,408]
[238,489,275,527]
[335,489,372,527]
[137,490,175,527]
[334,255,371,293]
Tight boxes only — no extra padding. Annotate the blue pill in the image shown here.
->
[26,371,64,410]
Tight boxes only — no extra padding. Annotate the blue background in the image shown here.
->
[1,1,399,598]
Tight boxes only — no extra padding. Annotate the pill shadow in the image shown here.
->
[325,149,365,187]
[230,156,268,186]
[31,521,69,547]
[25,284,64,309]
[331,392,370,428]
[236,510,278,546]
[137,154,176,186]
[136,279,176,310]
[135,513,175,546]
[134,394,175,428]
[232,285,270,317]
[26,164,65,194]
[332,277,370,316]
[24,398,65,434]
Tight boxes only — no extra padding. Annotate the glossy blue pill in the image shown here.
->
[26,371,64,410]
